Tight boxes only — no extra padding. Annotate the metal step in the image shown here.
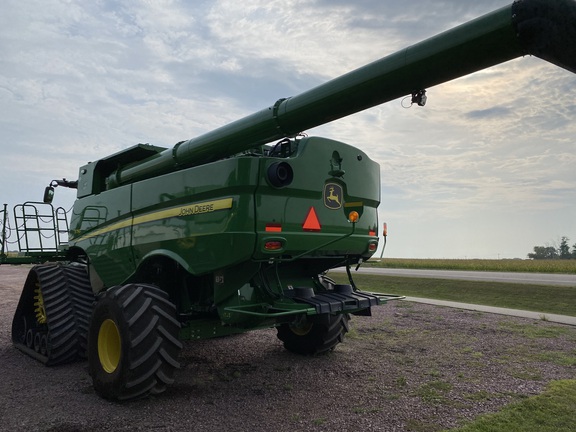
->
[284,284,380,314]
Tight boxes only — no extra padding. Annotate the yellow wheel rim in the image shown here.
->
[98,319,121,373]
[290,321,313,336]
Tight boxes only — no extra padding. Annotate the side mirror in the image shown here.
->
[43,186,55,204]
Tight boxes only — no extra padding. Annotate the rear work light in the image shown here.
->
[267,162,294,188]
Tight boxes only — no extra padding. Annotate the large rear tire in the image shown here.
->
[277,313,350,355]
[88,284,182,400]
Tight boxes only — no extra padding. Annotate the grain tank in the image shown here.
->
[11,0,576,400]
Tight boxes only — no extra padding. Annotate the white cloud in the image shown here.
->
[0,0,574,258]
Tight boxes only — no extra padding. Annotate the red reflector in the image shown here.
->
[266,224,282,232]
[369,230,376,236]
[369,243,377,252]
[302,207,321,231]
[265,241,283,250]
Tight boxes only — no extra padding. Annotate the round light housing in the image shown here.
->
[348,211,359,223]
[267,162,293,188]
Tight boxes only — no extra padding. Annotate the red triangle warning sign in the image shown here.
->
[303,207,321,231]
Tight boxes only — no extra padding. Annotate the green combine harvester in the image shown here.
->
[4,0,576,400]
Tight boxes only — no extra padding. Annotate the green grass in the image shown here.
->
[498,321,574,339]
[366,258,576,274]
[329,274,576,317]
[416,380,453,404]
[447,380,576,432]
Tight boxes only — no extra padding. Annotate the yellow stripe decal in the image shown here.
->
[75,197,233,241]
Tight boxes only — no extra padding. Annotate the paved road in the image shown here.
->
[347,267,576,287]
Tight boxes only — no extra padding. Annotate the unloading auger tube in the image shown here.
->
[105,0,576,189]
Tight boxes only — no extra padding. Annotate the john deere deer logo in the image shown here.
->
[324,183,343,209]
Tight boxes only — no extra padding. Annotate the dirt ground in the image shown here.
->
[1,264,575,432]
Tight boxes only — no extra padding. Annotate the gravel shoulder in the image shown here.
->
[1,265,575,432]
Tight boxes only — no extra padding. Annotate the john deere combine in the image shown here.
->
[9,0,576,400]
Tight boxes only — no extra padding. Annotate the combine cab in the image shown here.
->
[7,0,576,400]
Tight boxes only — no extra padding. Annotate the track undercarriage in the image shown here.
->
[11,264,94,365]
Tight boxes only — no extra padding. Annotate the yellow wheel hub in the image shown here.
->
[33,285,47,324]
[290,321,313,336]
[98,319,121,373]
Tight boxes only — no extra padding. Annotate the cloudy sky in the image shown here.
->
[1,0,575,259]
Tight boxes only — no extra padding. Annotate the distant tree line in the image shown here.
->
[528,236,576,260]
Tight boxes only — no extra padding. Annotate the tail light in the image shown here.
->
[265,241,284,251]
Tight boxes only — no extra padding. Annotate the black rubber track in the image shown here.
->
[11,264,95,365]
[63,264,96,358]
[36,265,79,365]
[88,283,183,400]
[277,313,350,355]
